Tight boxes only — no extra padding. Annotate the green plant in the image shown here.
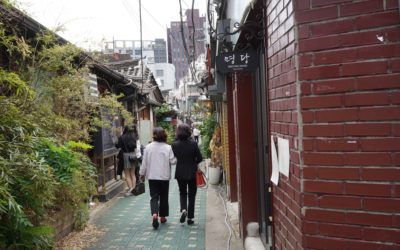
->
[154,103,175,119]
[36,139,97,209]
[0,4,103,248]
[73,202,90,231]
[0,100,57,249]
[155,104,176,144]
[199,113,217,158]
[157,120,175,145]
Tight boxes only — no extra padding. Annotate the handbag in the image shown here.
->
[196,169,207,188]
[128,155,137,162]
[132,181,145,196]
[122,138,137,163]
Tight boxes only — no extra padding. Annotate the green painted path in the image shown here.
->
[86,168,207,250]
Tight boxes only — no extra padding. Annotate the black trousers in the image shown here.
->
[177,179,197,219]
[148,180,169,217]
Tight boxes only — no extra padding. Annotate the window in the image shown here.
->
[116,41,123,48]
[156,70,164,77]
[125,41,133,47]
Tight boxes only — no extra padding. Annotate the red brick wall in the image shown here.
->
[266,0,302,249]
[295,0,400,248]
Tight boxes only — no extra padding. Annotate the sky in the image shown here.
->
[16,0,207,51]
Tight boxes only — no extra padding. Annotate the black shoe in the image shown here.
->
[187,219,194,225]
[152,214,159,229]
[180,210,187,223]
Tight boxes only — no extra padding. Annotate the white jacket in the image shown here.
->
[139,142,176,180]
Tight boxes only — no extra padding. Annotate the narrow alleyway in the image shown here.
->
[86,166,207,250]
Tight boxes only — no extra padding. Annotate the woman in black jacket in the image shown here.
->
[171,123,203,225]
[116,125,138,196]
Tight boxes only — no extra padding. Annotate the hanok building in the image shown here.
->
[106,58,164,144]
[103,39,176,100]
[0,0,163,210]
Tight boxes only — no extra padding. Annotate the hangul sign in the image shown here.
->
[216,51,259,73]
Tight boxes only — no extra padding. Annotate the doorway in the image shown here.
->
[253,50,272,247]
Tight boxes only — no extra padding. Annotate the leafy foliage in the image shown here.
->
[199,113,217,158]
[157,120,175,145]
[0,96,56,249]
[154,103,175,119]
[155,104,176,144]
[94,92,134,128]
[0,2,117,248]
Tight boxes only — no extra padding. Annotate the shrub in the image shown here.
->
[0,99,56,249]
[0,13,98,247]
[199,113,217,158]
[155,104,176,144]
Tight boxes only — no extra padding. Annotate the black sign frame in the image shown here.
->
[216,51,259,73]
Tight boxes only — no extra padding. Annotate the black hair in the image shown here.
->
[176,123,191,140]
[153,127,167,142]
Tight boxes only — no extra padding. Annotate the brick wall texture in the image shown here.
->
[267,0,302,249]
[267,0,400,249]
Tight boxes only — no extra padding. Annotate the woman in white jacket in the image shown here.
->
[139,127,175,229]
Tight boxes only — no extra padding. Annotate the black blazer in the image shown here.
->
[116,133,137,153]
[172,139,203,180]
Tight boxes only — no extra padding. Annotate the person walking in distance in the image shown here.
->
[192,126,200,143]
[172,124,203,225]
[116,125,139,196]
[139,127,175,229]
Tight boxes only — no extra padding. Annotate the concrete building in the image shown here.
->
[104,38,175,99]
[104,39,167,63]
[167,9,206,88]
[171,53,207,122]
[147,62,176,93]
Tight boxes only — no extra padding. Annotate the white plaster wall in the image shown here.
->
[147,63,176,92]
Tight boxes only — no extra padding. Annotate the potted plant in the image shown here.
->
[208,126,223,184]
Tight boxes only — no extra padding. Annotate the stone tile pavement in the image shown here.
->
[86,172,207,250]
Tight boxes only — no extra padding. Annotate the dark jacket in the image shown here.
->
[116,133,137,153]
[116,133,137,175]
[172,139,203,180]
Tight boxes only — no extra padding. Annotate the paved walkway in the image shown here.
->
[86,168,207,250]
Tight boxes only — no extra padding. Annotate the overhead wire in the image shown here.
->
[139,2,185,50]
[120,0,188,51]
[119,0,201,86]
[207,0,217,35]
[182,0,191,9]
[179,0,195,80]
[119,0,162,44]
[120,0,140,23]
[120,0,192,80]
[119,0,145,37]
[191,0,197,81]
[139,1,195,89]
